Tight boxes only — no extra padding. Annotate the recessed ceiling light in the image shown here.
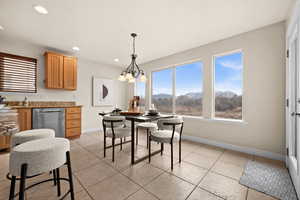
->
[33,5,48,15]
[114,58,119,62]
[72,46,80,51]
[0,25,3,30]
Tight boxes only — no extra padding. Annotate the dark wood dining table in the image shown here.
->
[99,112,173,164]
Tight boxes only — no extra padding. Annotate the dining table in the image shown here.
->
[99,112,174,164]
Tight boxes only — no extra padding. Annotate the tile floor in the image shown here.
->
[0,131,285,200]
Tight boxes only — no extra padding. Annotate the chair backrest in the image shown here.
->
[102,115,126,128]
[157,116,184,131]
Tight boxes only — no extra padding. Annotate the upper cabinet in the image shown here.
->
[63,56,77,90]
[44,52,77,90]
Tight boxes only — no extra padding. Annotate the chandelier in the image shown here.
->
[118,33,146,83]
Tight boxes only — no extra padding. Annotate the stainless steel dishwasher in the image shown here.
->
[32,108,65,138]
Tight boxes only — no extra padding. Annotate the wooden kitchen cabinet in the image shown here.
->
[65,107,81,138]
[45,52,64,89]
[44,52,77,90]
[18,108,32,131]
[0,135,11,149]
[63,56,77,90]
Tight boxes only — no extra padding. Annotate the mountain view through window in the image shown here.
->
[214,51,243,120]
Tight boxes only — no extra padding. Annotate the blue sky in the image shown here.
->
[138,51,242,96]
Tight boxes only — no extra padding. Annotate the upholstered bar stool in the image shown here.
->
[136,122,157,148]
[8,138,75,200]
[11,129,55,147]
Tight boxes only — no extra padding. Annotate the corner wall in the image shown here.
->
[142,22,286,155]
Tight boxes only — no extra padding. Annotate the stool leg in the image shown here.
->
[56,168,61,196]
[66,151,75,200]
[171,143,173,170]
[179,138,182,163]
[53,169,57,186]
[112,137,115,162]
[148,137,151,163]
[146,129,149,149]
[161,143,164,155]
[19,164,27,200]
[120,138,122,151]
[9,176,16,200]
[136,128,138,146]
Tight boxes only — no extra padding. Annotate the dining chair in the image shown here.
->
[136,122,158,148]
[102,115,131,162]
[148,116,184,170]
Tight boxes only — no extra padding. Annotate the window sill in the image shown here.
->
[179,115,247,125]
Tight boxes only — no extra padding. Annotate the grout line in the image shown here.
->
[73,173,95,200]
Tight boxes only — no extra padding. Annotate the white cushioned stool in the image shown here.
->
[136,122,157,148]
[11,129,55,147]
[8,138,75,200]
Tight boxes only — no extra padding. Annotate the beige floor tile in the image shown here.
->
[71,152,102,172]
[65,190,93,200]
[193,145,224,159]
[103,151,134,171]
[199,172,247,200]
[144,172,195,200]
[0,152,9,182]
[163,143,195,159]
[187,188,223,200]
[126,189,159,200]
[150,155,177,171]
[247,189,277,200]
[123,162,163,186]
[87,174,140,200]
[211,160,244,180]
[169,161,208,185]
[184,153,217,169]
[219,150,253,167]
[0,179,13,200]
[75,161,118,187]
[253,156,285,168]
[75,133,102,147]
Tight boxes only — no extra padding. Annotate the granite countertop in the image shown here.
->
[4,101,82,109]
[9,105,82,109]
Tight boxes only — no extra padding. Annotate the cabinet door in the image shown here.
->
[0,136,11,149]
[63,56,77,90]
[45,52,64,89]
[18,108,32,131]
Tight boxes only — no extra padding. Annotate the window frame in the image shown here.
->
[212,49,244,121]
[150,58,204,116]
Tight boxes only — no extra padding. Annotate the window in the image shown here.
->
[0,52,37,93]
[152,68,173,113]
[214,51,243,120]
[176,62,203,116]
[135,81,146,107]
[151,61,203,116]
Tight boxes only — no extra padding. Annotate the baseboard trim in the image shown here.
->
[82,128,101,134]
[182,135,284,161]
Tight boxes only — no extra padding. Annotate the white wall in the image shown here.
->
[0,37,128,131]
[141,22,286,155]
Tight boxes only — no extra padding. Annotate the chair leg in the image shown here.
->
[112,137,115,162]
[161,143,164,155]
[136,128,139,146]
[146,129,149,149]
[179,138,182,163]
[66,151,75,200]
[53,169,57,186]
[171,143,173,170]
[148,137,151,163]
[19,163,27,200]
[120,138,123,151]
[104,135,106,158]
[9,176,16,200]
[56,168,61,197]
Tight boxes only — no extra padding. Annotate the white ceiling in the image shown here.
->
[0,0,294,67]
